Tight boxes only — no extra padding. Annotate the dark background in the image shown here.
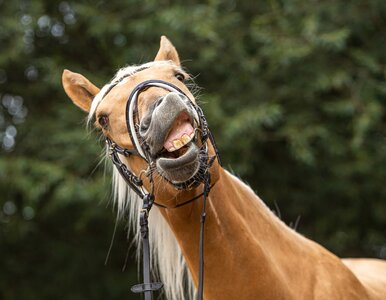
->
[1,0,385,299]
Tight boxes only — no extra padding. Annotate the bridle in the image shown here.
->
[98,75,220,300]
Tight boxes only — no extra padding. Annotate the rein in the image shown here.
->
[103,78,220,300]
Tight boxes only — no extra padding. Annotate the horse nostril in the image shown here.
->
[140,117,151,133]
[139,97,164,135]
[155,97,164,108]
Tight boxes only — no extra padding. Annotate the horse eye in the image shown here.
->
[98,115,109,129]
[175,73,185,82]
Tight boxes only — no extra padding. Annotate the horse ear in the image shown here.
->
[154,36,181,66]
[62,69,100,112]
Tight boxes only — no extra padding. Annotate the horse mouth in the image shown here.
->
[155,112,201,183]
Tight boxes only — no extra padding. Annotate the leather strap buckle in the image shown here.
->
[131,282,163,293]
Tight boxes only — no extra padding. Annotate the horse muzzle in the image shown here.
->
[140,92,201,183]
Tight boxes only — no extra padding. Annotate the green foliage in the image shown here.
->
[1,0,385,299]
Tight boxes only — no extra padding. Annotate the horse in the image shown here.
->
[62,36,386,300]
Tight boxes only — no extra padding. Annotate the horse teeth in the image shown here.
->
[190,132,195,139]
[173,139,183,150]
[181,134,191,145]
[169,134,193,152]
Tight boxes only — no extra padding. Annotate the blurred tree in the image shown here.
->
[0,0,385,299]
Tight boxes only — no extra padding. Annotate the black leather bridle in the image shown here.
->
[98,76,220,300]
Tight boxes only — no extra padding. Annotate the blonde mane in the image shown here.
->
[89,62,196,300]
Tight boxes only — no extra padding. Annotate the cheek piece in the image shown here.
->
[101,79,221,300]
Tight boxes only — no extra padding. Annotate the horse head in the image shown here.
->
[62,36,220,206]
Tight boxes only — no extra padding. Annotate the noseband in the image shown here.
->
[102,78,220,300]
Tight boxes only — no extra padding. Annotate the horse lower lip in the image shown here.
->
[157,143,198,169]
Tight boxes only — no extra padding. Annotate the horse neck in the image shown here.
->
[159,168,320,299]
